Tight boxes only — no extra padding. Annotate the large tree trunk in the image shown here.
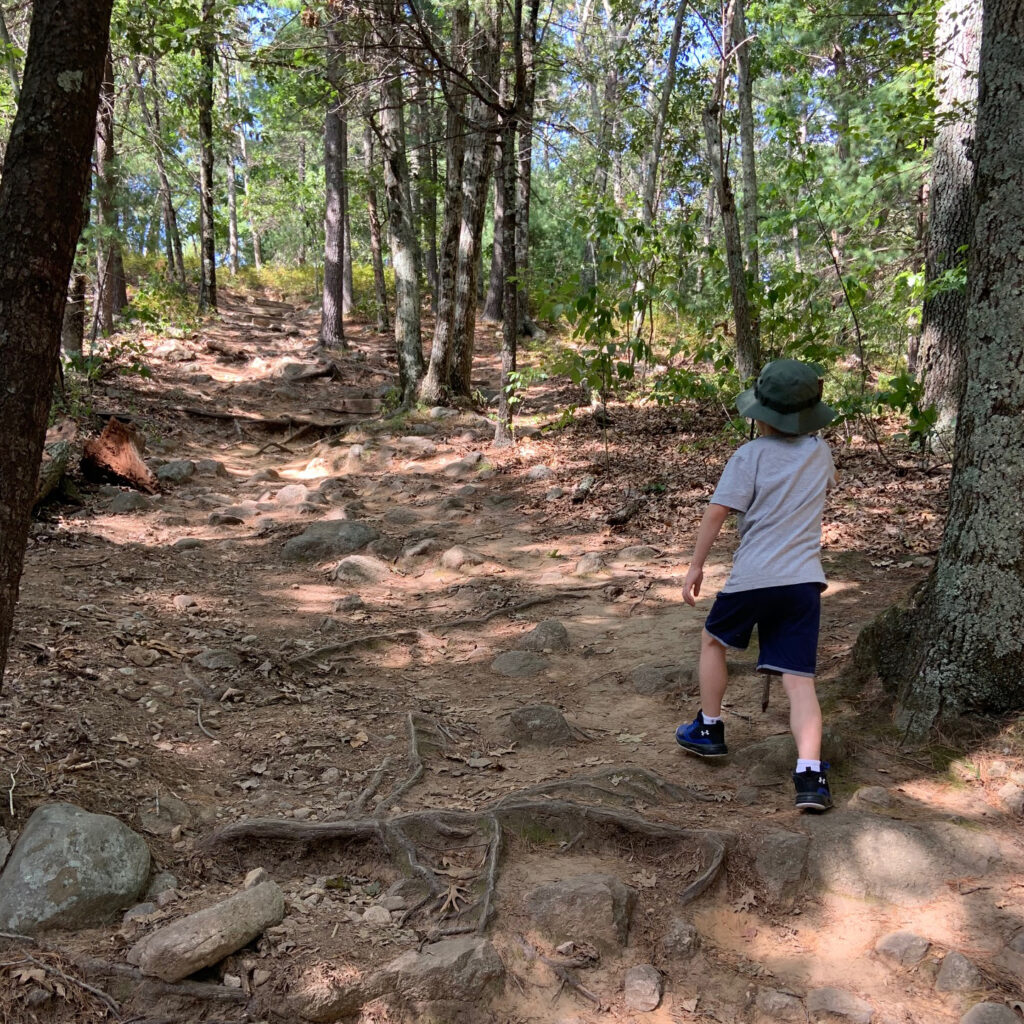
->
[417,76,439,309]
[321,93,346,349]
[379,41,423,403]
[297,138,307,266]
[494,114,518,447]
[0,0,114,690]
[341,112,354,316]
[852,0,1024,736]
[419,2,469,405]
[197,0,217,311]
[919,0,982,429]
[733,0,759,284]
[226,147,239,275]
[514,0,540,334]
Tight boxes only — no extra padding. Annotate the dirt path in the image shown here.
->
[2,296,1022,1023]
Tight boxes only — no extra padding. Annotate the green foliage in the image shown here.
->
[122,276,200,334]
[873,370,939,450]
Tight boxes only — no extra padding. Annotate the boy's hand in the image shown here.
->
[682,565,703,606]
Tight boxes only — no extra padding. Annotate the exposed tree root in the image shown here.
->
[516,936,604,1010]
[75,958,248,1004]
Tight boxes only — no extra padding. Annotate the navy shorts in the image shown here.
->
[704,583,822,677]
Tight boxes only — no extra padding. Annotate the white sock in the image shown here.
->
[796,758,822,774]
[701,713,722,724]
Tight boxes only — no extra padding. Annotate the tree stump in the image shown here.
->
[81,417,158,494]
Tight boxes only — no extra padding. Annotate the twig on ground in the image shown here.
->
[287,629,424,666]
[375,713,429,814]
[351,757,393,814]
[20,953,123,1018]
[189,700,216,740]
[252,421,316,457]
[477,815,501,934]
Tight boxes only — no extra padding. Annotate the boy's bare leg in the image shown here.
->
[699,629,729,717]
[781,673,822,761]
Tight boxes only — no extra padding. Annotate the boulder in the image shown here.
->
[994,781,1024,815]
[573,552,606,576]
[961,1004,1024,1024]
[755,987,806,1021]
[806,987,873,1023]
[936,951,983,992]
[517,620,570,653]
[274,484,310,505]
[492,652,549,678]
[128,881,285,982]
[874,930,930,966]
[156,459,196,484]
[332,555,390,584]
[110,491,151,514]
[290,965,368,1022]
[659,918,701,959]
[374,935,505,1002]
[525,874,635,953]
[440,545,486,571]
[0,803,150,932]
[282,521,379,561]
[509,704,571,745]
[623,964,663,1011]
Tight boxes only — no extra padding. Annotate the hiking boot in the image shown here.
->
[675,711,727,757]
[793,765,832,812]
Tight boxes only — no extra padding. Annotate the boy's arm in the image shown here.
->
[682,502,732,606]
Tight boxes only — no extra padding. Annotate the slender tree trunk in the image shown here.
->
[494,114,518,446]
[341,113,354,316]
[237,130,262,271]
[321,31,346,351]
[919,0,982,428]
[0,7,21,102]
[418,76,439,308]
[297,138,307,266]
[226,148,239,275]
[482,128,505,323]
[94,49,117,336]
[364,119,389,333]
[702,0,759,381]
[379,33,423,403]
[419,1,469,404]
[852,0,1024,735]
[450,5,501,398]
[0,0,114,689]
[197,0,217,311]
[514,0,540,332]
[134,58,185,287]
[734,0,759,283]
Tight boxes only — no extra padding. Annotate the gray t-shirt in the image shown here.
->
[710,434,836,593]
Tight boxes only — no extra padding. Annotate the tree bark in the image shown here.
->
[237,130,262,271]
[733,0,759,283]
[482,128,506,323]
[919,0,981,429]
[197,0,217,312]
[364,119,390,333]
[419,1,469,404]
[0,0,114,690]
[514,0,540,334]
[297,137,307,266]
[852,0,1024,735]
[341,112,354,316]
[702,0,759,382]
[134,57,185,288]
[0,6,21,102]
[494,114,518,446]
[417,75,439,308]
[94,49,119,337]
[379,26,423,403]
[321,93,346,349]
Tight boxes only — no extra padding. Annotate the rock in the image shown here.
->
[429,406,459,420]
[252,468,281,482]
[156,460,196,484]
[209,508,248,526]
[442,452,485,479]
[383,507,420,526]
[366,536,402,560]
[492,652,550,678]
[254,968,272,987]
[110,491,151,513]
[611,545,660,565]
[525,874,636,953]
[752,830,810,908]
[631,664,691,696]
[379,895,406,912]
[275,483,310,506]
[401,537,439,562]
[926,821,1001,875]
[517,620,570,653]
[375,935,505,1002]
[624,965,663,1011]
[735,730,848,780]
[526,465,555,482]
[546,487,564,501]
[659,918,700,959]
[172,537,204,551]
[244,868,269,890]
[1008,929,1024,954]
[172,594,198,612]
[756,987,806,1021]
[0,803,150,932]
[145,871,180,899]
[961,1003,1024,1024]
[806,987,873,1023]
[994,782,1024,815]
[193,648,241,671]
[936,951,983,992]
[125,645,160,668]
[333,595,365,613]
[282,521,379,561]
[509,704,571,745]
[195,459,228,477]
[332,555,390,584]
[574,552,606,576]
[138,795,198,836]
[362,905,392,926]
[397,436,437,457]
[440,545,486,571]
[874,930,930,966]
[850,786,896,810]
[290,965,368,1021]
[223,973,242,989]
[128,881,284,982]
[124,901,158,922]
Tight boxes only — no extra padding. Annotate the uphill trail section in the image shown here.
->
[1,290,1021,1024]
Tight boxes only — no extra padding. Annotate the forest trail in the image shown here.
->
[3,299,1022,1023]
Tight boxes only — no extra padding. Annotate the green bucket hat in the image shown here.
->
[736,359,836,434]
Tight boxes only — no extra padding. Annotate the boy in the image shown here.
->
[675,359,837,812]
